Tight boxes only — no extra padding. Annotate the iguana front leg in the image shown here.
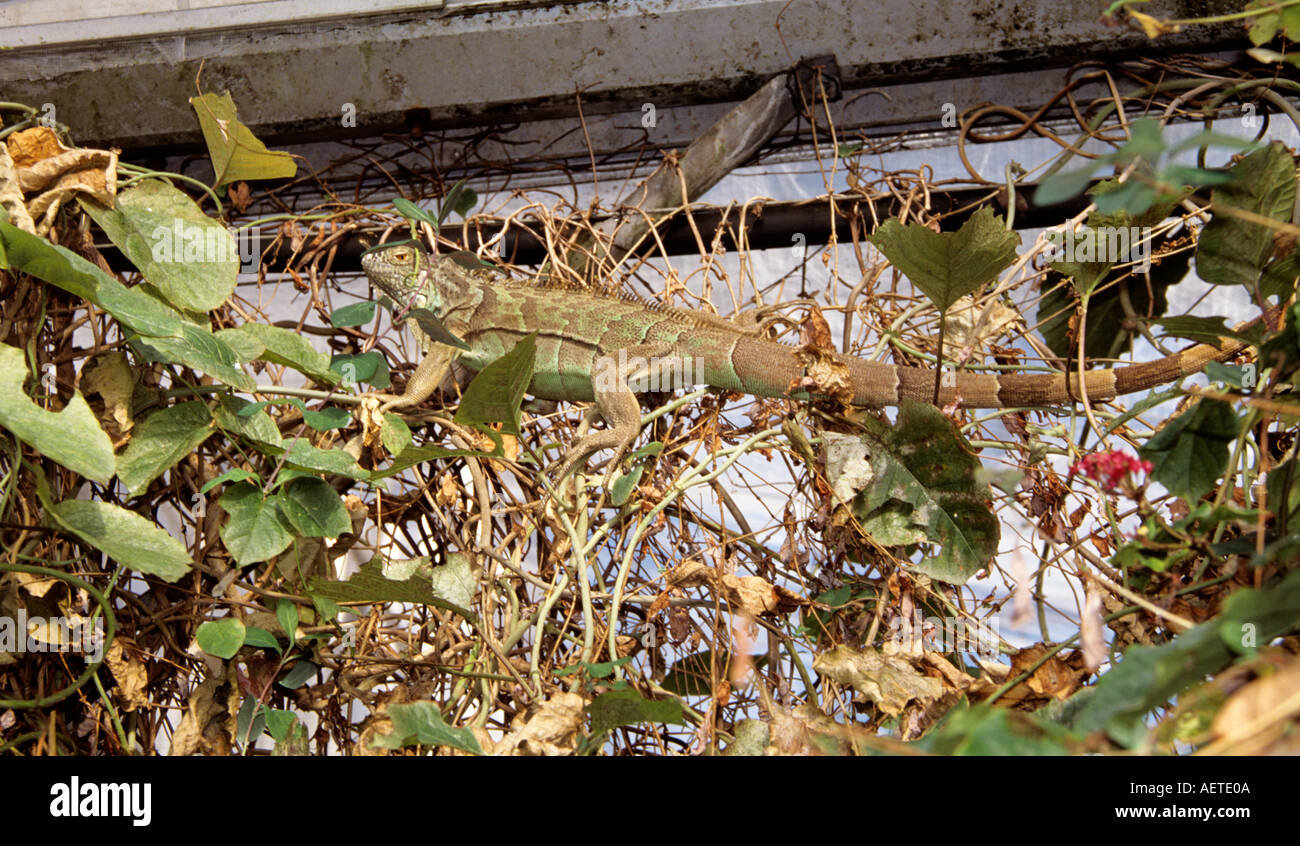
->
[373,344,456,412]
[552,342,677,485]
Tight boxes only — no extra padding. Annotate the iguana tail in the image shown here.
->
[874,311,1272,408]
[726,310,1271,409]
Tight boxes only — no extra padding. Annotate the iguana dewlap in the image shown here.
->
[361,243,1258,478]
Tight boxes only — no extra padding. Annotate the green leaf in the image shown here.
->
[330,351,389,390]
[219,481,295,567]
[1247,46,1293,64]
[199,467,258,494]
[1158,164,1236,189]
[277,477,351,538]
[587,689,686,737]
[0,344,115,484]
[1034,164,1101,206]
[277,660,317,690]
[868,206,1020,312]
[583,657,633,679]
[1204,360,1247,389]
[1086,180,1181,229]
[407,307,470,350]
[1260,253,1300,301]
[34,473,193,581]
[307,556,476,621]
[454,333,536,436]
[79,180,238,312]
[329,300,378,328]
[189,92,296,189]
[302,406,350,431]
[610,464,644,506]
[0,220,182,338]
[241,626,282,652]
[371,701,483,754]
[818,586,853,608]
[1048,227,1113,298]
[216,327,264,362]
[196,618,246,659]
[1279,1,1300,39]
[1248,0,1281,45]
[312,594,342,624]
[438,179,477,225]
[236,695,266,745]
[844,403,1000,584]
[429,551,476,611]
[217,323,338,385]
[1151,315,1254,347]
[1111,117,1163,161]
[1139,400,1241,502]
[276,599,299,646]
[132,321,256,391]
[277,440,370,480]
[116,402,215,496]
[235,398,347,432]
[1197,142,1297,288]
[380,414,411,456]
[1092,180,1160,217]
[392,198,439,227]
[49,498,194,580]
[920,703,1074,755]
[1112,538,1194,573]
[629,442,663,459]
[264,709,299,743]
[214,395,282,447]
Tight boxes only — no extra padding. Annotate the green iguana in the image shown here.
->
[360,242,1262,481]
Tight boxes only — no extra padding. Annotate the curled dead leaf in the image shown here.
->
[169,664,239,756]
[666,561,805,617]
[6,127,118,235]
[813,644,944,718]
[495,691,587,756]
[105,639,149,712]
[1210,656,1300,754]
[81,352,136,439]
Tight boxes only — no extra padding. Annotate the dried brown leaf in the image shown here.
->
[813,644,944,718]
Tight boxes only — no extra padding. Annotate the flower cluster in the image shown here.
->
[1068,450,1153,493]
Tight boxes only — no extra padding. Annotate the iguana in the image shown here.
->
[360,242,1263,481]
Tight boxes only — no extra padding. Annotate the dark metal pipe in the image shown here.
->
[92,185,1090,275]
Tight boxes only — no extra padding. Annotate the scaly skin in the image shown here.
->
[361,243,1262,479]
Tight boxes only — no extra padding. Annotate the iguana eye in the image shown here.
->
[392,247,411,262]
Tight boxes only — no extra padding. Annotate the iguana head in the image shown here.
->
[361,242,436,311]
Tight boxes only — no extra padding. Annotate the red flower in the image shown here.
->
[1068,450,1153,493]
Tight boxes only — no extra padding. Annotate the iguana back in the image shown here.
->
[362,243,1259,410]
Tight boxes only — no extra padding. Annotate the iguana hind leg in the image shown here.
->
[552,342,678,485]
